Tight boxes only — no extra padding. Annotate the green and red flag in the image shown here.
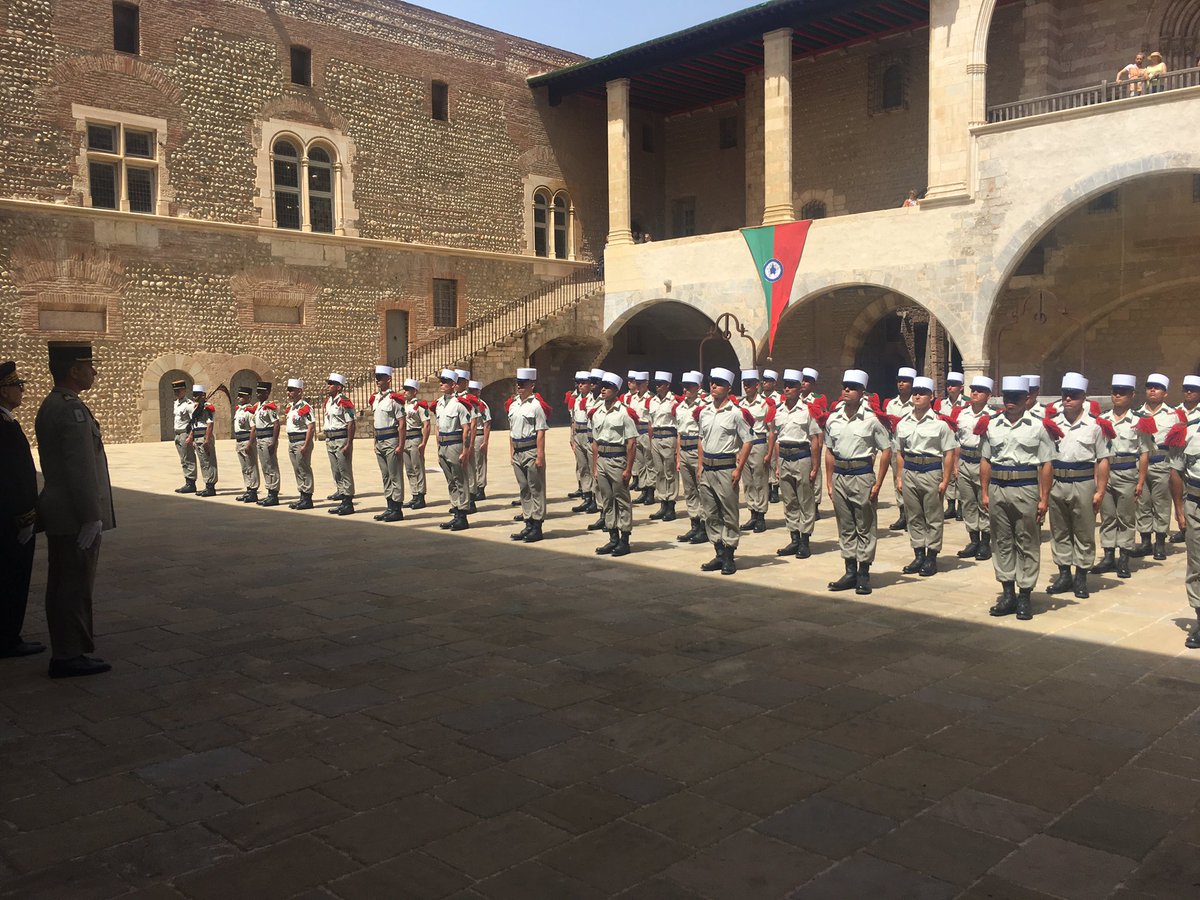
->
[740,220,813,356]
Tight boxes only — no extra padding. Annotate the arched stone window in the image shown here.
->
[272,139,301,230]
[307,144,335,234]
[553,193,570,259]
[533,189,550,257]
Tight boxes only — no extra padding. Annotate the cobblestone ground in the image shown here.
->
[2,428,1200,899]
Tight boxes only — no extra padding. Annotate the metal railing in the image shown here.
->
[986,65,1200,123]
[395,264,603,383]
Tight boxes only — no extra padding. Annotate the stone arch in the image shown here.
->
[600,298,745,375]
[1145,0,1200,70]
[45,53,183,107]
[983,156,1200,354]
[139,354,216,443]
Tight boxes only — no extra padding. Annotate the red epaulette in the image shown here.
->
[564,391,575,411]
[674,393,683,402]
[868,393,883,413]
[692,405,703,422]
[1088,399,1101,417]
[338,397,355,410]
[298,403,311,416]
[248,404,258,413]
[588,406,599,421]
[812,395,828,412]
[1043,417,1065,441]
[740,408,755,426]
[204,404,215,413]
[671,398,682,416]
[503,396,515,412]
[936,414,956,428]
[1165,423,1188,448]
[1178,408,1189,424]
[390,392,405,402]
[626,405,640,423]
[1135,416,1157,435]
[535,392,552,417]
[368,393,376,405]
[876,412,899,434]
[1096,418,1117,440]
[1044,402,1058,418]
[973,414,991,435]
[763,399,776,424]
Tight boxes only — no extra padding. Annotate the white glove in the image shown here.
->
[77,520,103,550]
[16,524,34,545]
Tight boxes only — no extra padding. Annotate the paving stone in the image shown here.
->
[928,788,1052,843]
[174,835,356,900]
[755,795,896,859]
[461,716,578,760]
[867,815,1014,884]
[692,758,827,817]
[325,852,470,900]
[134,746,261,789]
[0,857,133,900]
[316,759,446,810]
[1048,796,1180,860]
[1120,838,1200,896]
[2,773,156,830]
[627,790,757,848]
[770,738,874,779]
[593,765,684,804]
[504,736,631,788]
[474,861,606,900]
[522,783,638,834]
[205,789,354,850]
[790,851,957,899]
[637,733,758,784]
[294,685,395,718]
[972,759,1103,814]
[94,822,235,885]
[817,778,932,822]
[539,821,691,893]
[664,829,831,899]
[433,767,551,817]
[993,834,1138,900]
[859,748,987,800]
[423,811,570,878]
[3,803,166,874]
[1096,766,1200,815]
[216,756,341,804]
[318,795,478,864]
[140,783,240,826]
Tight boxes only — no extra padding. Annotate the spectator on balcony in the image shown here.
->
[902,190,919,208]
[1115,52,1146,96]
[1144,52,1167,92]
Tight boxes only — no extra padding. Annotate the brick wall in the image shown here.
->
[662,102,747,237]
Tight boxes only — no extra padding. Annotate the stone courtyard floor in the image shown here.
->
[3,427,1200,898]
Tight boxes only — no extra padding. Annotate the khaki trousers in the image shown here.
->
[833,472,877,563]
[1100,466,1137,550]
[236,439,260,491]
[195,440,218,485]
[700,465,741,548]
[469,440,488,493]
[325,437,355,498]
[634,431,651,483]
[596,453,633,532]
[779,450,815,535]
[257,437,280,492]
[989,482,1041,589]
[957,458,985,532]
[45,534,99,660]
[651,436,679,501]
[438,440,469,510]
[1186,497,1200,610]
[903,466,945,551]
[742,440,768,513]
[513,447,545,521]
[573,430,594,493]
[679,447,702,520]
[1136,458,1171,533]
[1049,478,1097,567]
[374,437,403,503]
[175,432,196,481]
[404,433,427,496]
[288,439,314,495]
[945,460,959,502]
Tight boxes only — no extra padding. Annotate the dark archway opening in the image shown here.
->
[602,301,738,393]
[158,369,191,441]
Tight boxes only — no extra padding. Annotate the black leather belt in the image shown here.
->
[325,429,348,439]
[255,429,275,438]
[375,428,399,439]
[288,433,306,443]
[234,431,251,439]
[512,436,537,450]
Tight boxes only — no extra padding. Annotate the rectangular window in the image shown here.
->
[433,278,458,327]
[87,124,117,153]
[718,116,737,150]
[126,167,154,213]
[274,191,301,230]
[309,196,333,233]
[113,2,139,54]
[671,197,696,238]
[89,162,118,209]
[124,129,153,159]
[432,81,449,121]
[290,46,312,86]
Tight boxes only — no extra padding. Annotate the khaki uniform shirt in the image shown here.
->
[569,390,591,430]
[1169,422,1200,487]
[435,396,472,434]
[509,395,549,440]
[740,393,775,437]
[982,413,1054,466]
[1050,412,1112,463]
[1135,402,1181,456]
[591,402,639,444]
[285,400,315,436]
[254,401,279,433]
[403,396,429,434]
[191,403,215,438]
[172,396,196,432]
[894,411,957,457]
[885,396,914,419]
[774,399,821,445]
[955,405,989,451]
[371,390,405,431]
[674,396,703,439]
[324,393,355,432]
[1107,410,1154,458]
[824,405,891,460]
[647,393,677,430]
[471,397,492,436]
[233,403,256,435]
[697,400,754,455]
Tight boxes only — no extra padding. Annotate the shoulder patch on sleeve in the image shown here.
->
[73,408,86,423]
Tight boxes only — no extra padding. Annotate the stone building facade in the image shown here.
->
[0,0,606,440]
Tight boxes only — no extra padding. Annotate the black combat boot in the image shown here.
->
[641,487,656,506]
[689,521,708,544]
[1092,548,1116,574]
[196,483,217,497]
[777,531,801,556]
[957,531,980,558]
[1015,588,1033,620]
[796,533,812,559]
[1130,532,1152,557]
[1172,529,1186,544]
[889,511,908,531]
[945,499,957,519]
[467,498,478,514]
[920,550,938,577]
[175,479,197,494]
[649,502,668,521]
[449,510,469,531]
[721,544,737,575]
[327,492,346,502]
[990,582,1017,616]
[292,493,314,510]
[701,542,725,571]
[235,490,248,502]
[523,520,544,544]
[678,518,701,543]
[612,532,632,557]
[855,562,872,595]
[476,489,486,501]
[661,501,677,522]
[829,558,857,592]
[583,494,599,513]
[587,514,607,531]
[568,489,582,499]
[902,548,926,574]
[572,493,593,513]
[242,489,258,504]
[375,500,403,522]
[257,491,280,507]
[976,531,992,561]
[1153,533,1167,561]
[1046,564,1073,594]
[596,529,619,555]
[439,509,459,529]
[1073,567,1089,599]
[1187,611,1200,649]
[1116,550,1132,579]
[409,493,427,510]
[328,499,355,516]
[769,484,780,504]
[511,519,533,541]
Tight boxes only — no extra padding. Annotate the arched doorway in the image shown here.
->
[530,336,604,426]
[157,369,191,441]
[601,301,738,387]
[988,171,1200,387]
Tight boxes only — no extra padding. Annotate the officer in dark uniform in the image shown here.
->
[35,344,114,678]
[0,361,45,658]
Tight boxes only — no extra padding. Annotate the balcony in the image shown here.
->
[986,66,1200,124]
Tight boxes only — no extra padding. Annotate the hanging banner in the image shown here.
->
[740,220,813,356]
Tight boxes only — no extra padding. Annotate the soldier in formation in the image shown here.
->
[232,386,260,504]
[323,373,356,515]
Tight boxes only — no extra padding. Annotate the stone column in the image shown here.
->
[299,155,312,232]
[924,0,991,205]
[761,28,795,225]
[606,78,634,246]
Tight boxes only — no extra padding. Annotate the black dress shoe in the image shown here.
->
[0,640,47,658]
[48,656,111,679]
